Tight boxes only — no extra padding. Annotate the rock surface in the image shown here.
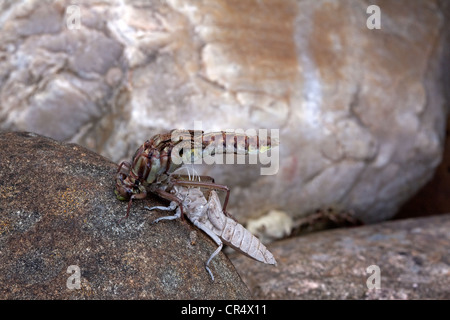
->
[395,113,450,219]
[1,0,449,236]
[0,132,251,299]
[229,214,450,299]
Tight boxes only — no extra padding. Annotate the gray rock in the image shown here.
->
[229,214,450,299]
[0,132,251,299]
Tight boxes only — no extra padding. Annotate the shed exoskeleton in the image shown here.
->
[146,183,277,281]
[115,129,278,221]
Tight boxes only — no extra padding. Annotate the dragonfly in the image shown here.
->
[146,175,277,281]
[115,129,278,222]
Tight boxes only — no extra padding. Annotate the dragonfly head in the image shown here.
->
[115,171,146,201]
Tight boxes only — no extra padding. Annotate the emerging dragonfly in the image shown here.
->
[115,129,278,221]
[146,173,277,281]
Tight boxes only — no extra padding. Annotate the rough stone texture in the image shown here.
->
[229,214,450,299]
[394,2,450,221]
[0,132,251,299]
[395,113,450,219]
[1,0,449,239]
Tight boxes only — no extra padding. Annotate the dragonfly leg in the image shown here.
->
[118,191,147,223]
[117,161,131,174]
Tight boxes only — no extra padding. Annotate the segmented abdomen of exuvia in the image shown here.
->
[218,217,277,265]
[204,190,277,265]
